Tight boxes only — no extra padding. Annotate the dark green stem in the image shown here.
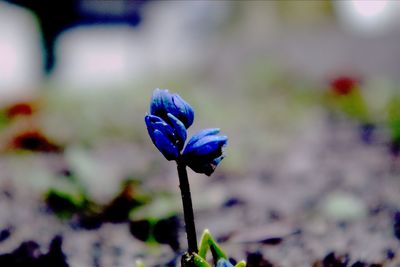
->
[177,160,198,254]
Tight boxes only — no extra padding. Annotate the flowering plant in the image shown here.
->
[144,89,244,267]
[145,89,227,175]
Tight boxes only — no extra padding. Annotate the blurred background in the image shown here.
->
[0,0,400,266]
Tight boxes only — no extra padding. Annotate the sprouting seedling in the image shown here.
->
[144,89,245,267]
[328,76,369,123]
[386,95,400,156]
[327,76,376,144]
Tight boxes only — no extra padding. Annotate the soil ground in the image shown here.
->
[0,110,399,267]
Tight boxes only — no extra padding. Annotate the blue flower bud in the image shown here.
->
[185,128,220,149]
[145,114,179,161]
[150,89,194,128]
[183,131,227,158]
[182,129,228,176]
[216,259,234,267]
[167,113,187,150]
[185,155,225,176]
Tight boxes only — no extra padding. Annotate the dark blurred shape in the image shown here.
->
[330,76,358,96]
[351,261,367,267]
[153,215,180,251]
[0,226,13,243]
[45,190,84,219]
[351,262,383,267]
[385,248,395,260]
[42,236,69,267]
[246,251,275,267]
[129,219,151,242]
[10,130,62,153]
[228,258,238,266]
[101,180,145,223]
[359,122,375,145]
[47,179,149,231]
[258,237,283,246]
[71,213,103,231]
[222,196,246,208]
[57,168,74,178]
[6,0,149,73]
[129,215,180,251]
[2,241,41,265]
[389,139,400,158]
[325,252,350,267]
[315,252,349,267]
[393,210,400,241]
[0,235,69,267]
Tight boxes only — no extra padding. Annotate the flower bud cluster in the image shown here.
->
[145,89,227,175]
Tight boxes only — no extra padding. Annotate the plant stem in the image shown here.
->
[177,160,198,254]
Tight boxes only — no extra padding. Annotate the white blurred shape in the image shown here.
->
[0,42,18,80]
[141,1,231,72]
[352,0,388,17]
[54,26,147,90]
[0,2,42,101]
[334,0,399,35]
[53,1,232,91]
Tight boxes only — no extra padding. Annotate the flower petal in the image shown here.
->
[167,113,187,150]
[183,135,227,157]
[184,128,220,153]
[216,259,234,267]
[152,129,179,161]
[186,155,225,176]
[149,89,195,129]
[145,114,179,161]
[187,161,215,176]
[150,89,169,120]
[149,88,163,113]
[172,94,194,128]
[145,115,175,140]
[211,155,225,167]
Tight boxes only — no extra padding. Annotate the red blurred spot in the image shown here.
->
[6,102,35,119]
[10,131,61,153]
[330,76,358,95]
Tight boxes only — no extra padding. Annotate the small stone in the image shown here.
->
[320,193,367,221]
